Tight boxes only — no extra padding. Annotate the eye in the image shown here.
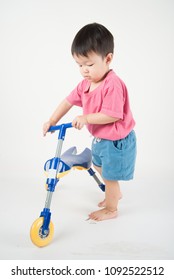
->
[87,64,94,67]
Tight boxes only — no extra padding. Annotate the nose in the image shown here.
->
[82,66,89,73]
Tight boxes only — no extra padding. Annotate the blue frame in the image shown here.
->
[40,123,72,235]
[38,122,105,237]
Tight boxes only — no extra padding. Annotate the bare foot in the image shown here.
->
[98,193,122,208]
[88,208,118,221]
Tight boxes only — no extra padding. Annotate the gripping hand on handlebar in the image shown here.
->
[72,115,88,130]
[43,120,55,136]
[43,115,88,136]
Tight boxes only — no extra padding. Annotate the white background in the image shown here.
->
[0,0,174,260]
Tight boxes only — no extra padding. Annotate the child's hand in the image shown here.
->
[43,121,52,136]
[72,115,88,130]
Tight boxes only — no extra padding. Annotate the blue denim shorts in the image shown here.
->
[92,130,137,181]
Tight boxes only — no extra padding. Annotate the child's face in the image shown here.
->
[73,52,112,83]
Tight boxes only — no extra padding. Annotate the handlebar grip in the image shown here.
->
[48,122,73,132]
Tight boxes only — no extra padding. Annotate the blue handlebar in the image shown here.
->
[48,122,73,140]
[48,122,72,132]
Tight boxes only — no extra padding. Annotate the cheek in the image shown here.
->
[91,67,98,74]
[79,68,83,74]
[93,67,103,76]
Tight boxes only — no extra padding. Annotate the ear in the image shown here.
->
[105,53,113,64]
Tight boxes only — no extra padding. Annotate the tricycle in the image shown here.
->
[30,122,105,247]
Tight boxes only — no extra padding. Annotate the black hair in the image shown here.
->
[71,23,114,58]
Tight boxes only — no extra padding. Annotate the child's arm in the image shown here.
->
[72,113,119,130]
[43,99,73,136]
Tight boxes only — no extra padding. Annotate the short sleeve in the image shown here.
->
[100,79,125,119]
[66,81,83,107]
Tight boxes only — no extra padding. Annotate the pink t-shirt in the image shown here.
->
[66,70,135,140]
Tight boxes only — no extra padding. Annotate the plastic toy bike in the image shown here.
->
[30,123,105,247]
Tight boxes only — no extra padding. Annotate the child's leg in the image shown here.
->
[88,179,120,221]
[93,164,122,207]
[98,183,122,207]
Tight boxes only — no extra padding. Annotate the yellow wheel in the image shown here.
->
[30,217,54,247]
